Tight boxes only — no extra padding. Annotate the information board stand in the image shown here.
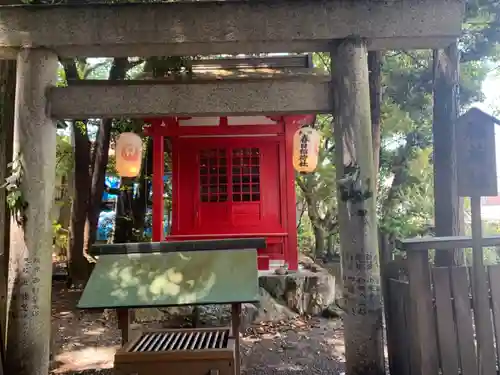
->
[456,108,500,375]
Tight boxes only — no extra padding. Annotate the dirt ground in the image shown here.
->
[49,281,346,375]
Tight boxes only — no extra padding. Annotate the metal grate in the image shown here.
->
[129,329,230,352]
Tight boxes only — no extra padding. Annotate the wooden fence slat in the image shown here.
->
[407,251,439,375]
[469,265,497,375]
[379,233,397,375]
[450,267,478,375]
[389,279,411,375]
[401,281,412,375]
[487,265,500,371]
[432,267,460,375]
[0,322,3,375]
[387,279,401,375]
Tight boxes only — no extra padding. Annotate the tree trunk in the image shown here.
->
[368,51,382,174]
[432,43,464,266]
[61,59,93,287]
[331,38,384,375]
[114,178,135,244]
[66,57,129,287]
[83,58,129,262]
[0,59,15,352]
[83,118,112,257]
[57,175,72,231]
[67,120,91,286]
[5,48,58,375]
[382,133,415,217]
[297,177,328,258]
[313,226,326,259]
[326,234,336,258]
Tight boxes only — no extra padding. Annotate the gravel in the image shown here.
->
[50,282,345,375]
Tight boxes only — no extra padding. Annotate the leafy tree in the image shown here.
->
[297,0,500,256]
[60,57,133,286]
[296,114,338,259]
[56,134,73,179]
[56,55,193,286]
[112,57,189,244]
[52,134,74,257]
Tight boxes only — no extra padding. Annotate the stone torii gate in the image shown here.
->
[0,1,463,375]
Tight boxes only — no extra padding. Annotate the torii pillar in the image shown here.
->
[4,48,58,375]
[332,38,384,375]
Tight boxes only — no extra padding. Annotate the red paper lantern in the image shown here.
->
[115,132,143,177]
[292,127,320,173]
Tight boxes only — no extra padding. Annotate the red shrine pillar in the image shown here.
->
[282,114,315,271]
[152,133,164,241]
[284,117,299,271]
[145,119,166,242]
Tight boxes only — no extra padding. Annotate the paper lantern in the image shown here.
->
[292,127,320,173]
[115,132,143,177]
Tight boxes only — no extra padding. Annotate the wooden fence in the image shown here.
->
[385,277,411,375]
[381,235,500,375]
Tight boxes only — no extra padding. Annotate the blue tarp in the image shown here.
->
[97,174,171,241]
[97,210,168,241]
[101,175,171,201]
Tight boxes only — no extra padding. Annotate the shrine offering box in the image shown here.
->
[114,327,235,375]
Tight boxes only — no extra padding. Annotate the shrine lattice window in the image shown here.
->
[199,149,228,202]
[232,148,260,202]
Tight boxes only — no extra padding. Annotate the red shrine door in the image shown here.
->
[172,137,287,260]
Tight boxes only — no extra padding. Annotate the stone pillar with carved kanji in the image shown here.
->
[4,48,59,375]
[331,38,384,375]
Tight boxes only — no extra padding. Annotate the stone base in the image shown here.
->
[132,287,298,333]
[259,267,337,316]
[128,261,341,330]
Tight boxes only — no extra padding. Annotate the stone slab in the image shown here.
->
[48,78,332,119]
[0,0,464,58]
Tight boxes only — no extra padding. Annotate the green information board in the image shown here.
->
[78,249,259,309]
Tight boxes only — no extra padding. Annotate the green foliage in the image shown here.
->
[297,4,500,251]
[376,6,498,236]
[52,221,69,254]
[2,153,28,227]
[297,216,314,256]
[462,0,500,63]
[296,114,339,258]
[379,147,435,237]
[377,51,436,237]
[56,135,73,178]
[107,154,117,175]
[143,56,193,77]
[480,220,500,265]
[132,227,152,243]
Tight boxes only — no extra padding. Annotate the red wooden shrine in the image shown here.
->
[144,114,315,271]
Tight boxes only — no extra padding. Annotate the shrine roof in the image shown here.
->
[160,67,329,82]
[153,56,328,82]
[69,67,329,86]
[77,249,260,309]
